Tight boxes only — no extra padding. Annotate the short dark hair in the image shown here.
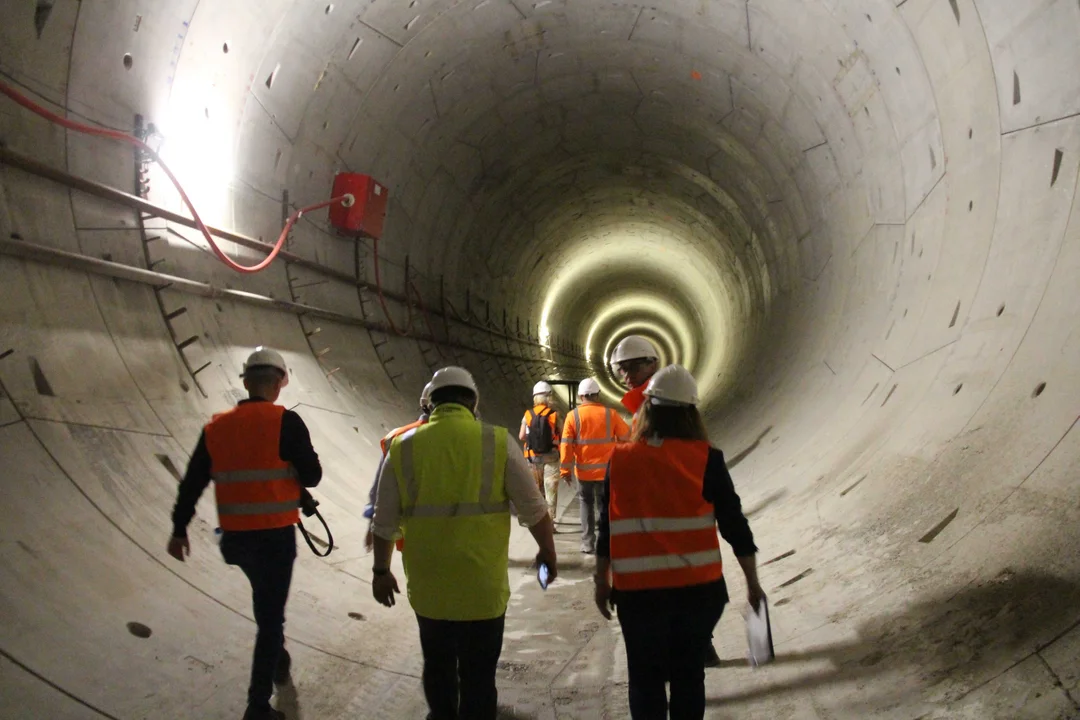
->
[430,386,477,409]
[630,403,709,443]
[244,366,285,387]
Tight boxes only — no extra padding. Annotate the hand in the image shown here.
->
[561,474,573,485]
[594,578,613,620]
[748,583,766,611]
[167,536,190,562]
[373,571,400,607]
[536,549,558,584]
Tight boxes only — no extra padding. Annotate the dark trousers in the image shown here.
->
[221,526,297,710]
[616,581,726,719]
[577,481,601,551]
[415,614,506,720]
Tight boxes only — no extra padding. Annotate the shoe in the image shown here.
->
[704,643,722,668]
[242,705,285,720]
[580,546,595,555]
[273,648,291,685]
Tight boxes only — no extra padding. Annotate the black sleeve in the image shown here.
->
[596,466,612,558]
[280,410,322,488]
[171,432,212,538]
[703,448,757,557]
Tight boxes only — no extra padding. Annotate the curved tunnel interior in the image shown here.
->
[1,0,1079,718]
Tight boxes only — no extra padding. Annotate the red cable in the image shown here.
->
[0,79,351,274]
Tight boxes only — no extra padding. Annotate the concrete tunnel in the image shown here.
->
[0,0,1078,717]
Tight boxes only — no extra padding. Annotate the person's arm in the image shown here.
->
[612,412,631,442]
[559,414,576,479]
[703,448,764,606]
[518,413,529,443]
[167,432,213,561]
[504,436,558,578]
[371,456,403,606]
[365,454,385,518]
[594,467,613,618]
[280,410,322,488]
[550,411,560,443]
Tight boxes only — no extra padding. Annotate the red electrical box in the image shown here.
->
[329,172,388,238]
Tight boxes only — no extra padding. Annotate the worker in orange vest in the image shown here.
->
[520,381,561,519]
[364,382,433,551]
[593,365,764,720]
[609,335,661,415]
[559,377,629,554]
[168,347,322,720]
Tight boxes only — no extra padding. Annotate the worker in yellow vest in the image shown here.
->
[371,366,557,720]
[168,347,321,720]
[559,377,630,554]
[594,365,764,719]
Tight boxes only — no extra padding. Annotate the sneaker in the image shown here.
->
[273,648,291,686]
[242,706,285,720]
[580,546,595,555]
[704,643,722,668]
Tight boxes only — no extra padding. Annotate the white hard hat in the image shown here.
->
[242,346,289,387]
[532,381,554,396]
[577,378,601,396]
[644,365,698,406]
[610,335,660,372]
[420,382,434,407]
[429,366,478,395]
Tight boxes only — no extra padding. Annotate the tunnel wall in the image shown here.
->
[1,0,1079,717]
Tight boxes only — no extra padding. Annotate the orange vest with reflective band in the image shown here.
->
[621,384,647,414]
[205,403,300,532]
[522,405,559,461]
[607,439,722,591]
[560,403,630,481]
[381,418,427,455]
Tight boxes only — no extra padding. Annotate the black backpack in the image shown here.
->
[527,407,556,455]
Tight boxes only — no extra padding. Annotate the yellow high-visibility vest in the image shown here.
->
[390,403,510,620]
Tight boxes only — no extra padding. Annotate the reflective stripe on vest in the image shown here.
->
[561,404,625,481]
[607,438,722,591]
[390,403,511,621]
[205,402,301,532]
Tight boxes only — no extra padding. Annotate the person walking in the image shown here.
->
[370,366,557,720]
[519,381,561,520]
[168,347,322,720]
[593,365,765,720]
[364,382,434,551]
[559,377,629,554]
[609,335,660,414]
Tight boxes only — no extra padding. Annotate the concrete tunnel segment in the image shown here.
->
[0,0,1079,717]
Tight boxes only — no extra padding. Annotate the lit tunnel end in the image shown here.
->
[1,0,1080,718]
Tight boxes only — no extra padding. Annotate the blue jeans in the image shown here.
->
[221,526,296,709]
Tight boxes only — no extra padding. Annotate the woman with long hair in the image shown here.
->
[594,365,765,719]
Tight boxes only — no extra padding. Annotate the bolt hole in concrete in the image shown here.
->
[969,200,974,211]
[997,303,1006,317]
[122,53,132,69]
[325,3,334,14]
[1033,382,1047,398]
[222,42,228,53]
[126,622,152,639]
[954,383,963,395]
[348,612,366,621]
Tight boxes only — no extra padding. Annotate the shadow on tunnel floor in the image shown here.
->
[706,569,1080,712]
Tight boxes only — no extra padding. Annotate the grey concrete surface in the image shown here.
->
[1,0,1079,717]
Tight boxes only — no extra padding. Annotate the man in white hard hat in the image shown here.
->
[364,382,434,551]
[560,378,630,553]
[609,335,661,415]
[519,380,562,520]
[371,366,557,720]
[168,347,322,720]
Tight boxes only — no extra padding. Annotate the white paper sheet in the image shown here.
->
[745,598,775,667]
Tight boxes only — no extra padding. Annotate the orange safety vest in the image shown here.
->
[205,403,300,532]
[522,405,559,461]
[560,403,630,481]
[621,384,648,414]
[380,417,427,455]
[607,439,722,591]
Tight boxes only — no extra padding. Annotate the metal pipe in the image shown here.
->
[0,237,588,370]
[0,146,584,360]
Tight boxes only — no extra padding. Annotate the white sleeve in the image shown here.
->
[503,435,548,527]
[371,456,403,540]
